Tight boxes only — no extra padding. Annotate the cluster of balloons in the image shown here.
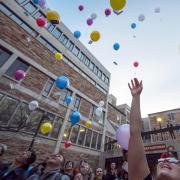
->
[110,0,126,15]
[47,10,60,25]
[32,0,46,8]
[86,13,97,26]
[15,70,26,81]
[56,76,70,90]
[40,122,52,134]
[69,111,81,126]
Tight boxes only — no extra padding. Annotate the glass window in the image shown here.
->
[16,0,27,4]
[0,96,19,125]
[84,57,90,66]
[10,15,22,25]
[33,11,45,19]
[46,22,55,32]
[77,51,82,60]
[23,2,37,14]
[46,43,55,53]
[0,4,12,16]
[70,125,79,144]
[0,46,12,68]
[59,34,68,46]
[80,53,85,62]
[97,134,102,150]
[21,23,33,34]
[102,74,106,81]
[105,77,109,85]
[66,41,74,51]
[168,113,174,121]
[72,46,79,57]
[42,79,54,96]
[94,66,98,75]
[63,121,72,141]
[89,105,95,120]
[52,28,62,39]
[50,117,63,139]
[59,89,72,104]
[37,36,47,46]
[5,58,29,79]
[98,70,102,78]
[89,62,94,71]
[91,132,97,149]
[85,129,92,147]
[73,96,81,111]
[77,127,86,145]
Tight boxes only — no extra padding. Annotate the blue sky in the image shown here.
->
[46,0,180,117]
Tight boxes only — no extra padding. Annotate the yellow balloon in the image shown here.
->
[110,0,126,11]
[85,121,91,129]
[55,53,63,61]
[90,31,100,42]
[47,11,60,21]
[40,122,52,134]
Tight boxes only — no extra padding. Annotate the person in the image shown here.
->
[167,123,176,139]
[104,162,118,180]
[94,168,104,180]
[27,152,70,180]
[0,150,36,180]
[121,150,128,180]
[64,161,74,179]
[128,78,180,180]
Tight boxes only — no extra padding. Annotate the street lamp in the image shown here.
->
[156,117,163,141]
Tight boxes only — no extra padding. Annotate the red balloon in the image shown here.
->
[133,61,139,67]
[36,17,46,27]
[64,140,72,148]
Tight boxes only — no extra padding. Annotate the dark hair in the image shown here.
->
[65,161,74,169]
[58,151,66,167]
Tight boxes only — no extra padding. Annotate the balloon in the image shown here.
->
[91,13,97,20]
[40,122,52,134]
[131,23,136,29]
[95,107,103,118]
[87,19,93,26]
[56,76,69,90]
[36,17,46,27]
[74,31,81,39]
[154,7,160,13]
[65,95,72,106]
[32,0,39,4]
[69,111,81,126]
[47,11,60,25]
[29,100,39,111]
[85,121,91,129]
[90,31,100,42]
[99,101,104,107]
[105,8,111,16]
[116,124,130,150]
[133,61,139,68]
[64,140,72,148]
[79,5,84,11]
[15,70,26,81]
[38,0,46,8]
[138,14,145,22]
[113,61,118,65]
[113,43,120,51]
[54,53,63,61]
[110,0,126,11]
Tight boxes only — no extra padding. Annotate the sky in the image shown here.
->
[46,0,180,117]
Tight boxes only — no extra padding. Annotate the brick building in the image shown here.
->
[0,0,126,169]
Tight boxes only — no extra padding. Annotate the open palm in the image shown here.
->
[128,78,143,96]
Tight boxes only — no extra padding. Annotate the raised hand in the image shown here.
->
[128,78,143,97]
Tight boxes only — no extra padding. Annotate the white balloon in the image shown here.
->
[99,101,104,107]
[116,124,130,150]
[9,83,15,90]
[95,107,103,118]
[91,13,97,20]
[29,100,39,111]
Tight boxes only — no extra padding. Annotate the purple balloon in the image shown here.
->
[15,70,26,81]
[116,124,130,150]
[105,8,111,16]
[87,18,93,26]
[79,5,84,11]
[38,0,46,8]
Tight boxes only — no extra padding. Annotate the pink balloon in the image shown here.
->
[87,18,93,26]
[116,124,130,150]
[15,70,26,81]
[64,140,72,148]
[105,8,111,16]
[36,17,47,27]
[79,5,84,11]
[133,61,139,68]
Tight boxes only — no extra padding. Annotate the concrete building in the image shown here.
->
[0,0,126,169]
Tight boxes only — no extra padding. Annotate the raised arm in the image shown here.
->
[128,78,149,180]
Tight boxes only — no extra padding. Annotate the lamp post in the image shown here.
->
[157,117,163,141]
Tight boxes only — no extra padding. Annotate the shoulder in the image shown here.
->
[144,174,152,180]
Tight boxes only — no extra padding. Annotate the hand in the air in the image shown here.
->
[128,78,143,96]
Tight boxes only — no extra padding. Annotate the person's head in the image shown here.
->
[156,153,180,180]
[0,144,7,156]
[15,150,36,169]
[110,162,116,170]
[96,168,103,178]
[46,153,65,169]
[64,161,74,171]
[79,160,89,175]
[122,149,128,161]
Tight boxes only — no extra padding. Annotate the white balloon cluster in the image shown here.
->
[95,100,105,119]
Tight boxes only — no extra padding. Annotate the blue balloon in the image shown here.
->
[69,111,81,126]
[74,31,81,39]
[32,0,39,4]
[113,43,120,51]
[131,23,136,29]
[56,76,69,90]
[65,95,72,106]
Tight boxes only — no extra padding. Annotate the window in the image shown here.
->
[59,34,68,46]
[105,77,109,85]
[97,134,102,150]
[50,117,63,139]
[89,105,95,120]
[59,89,72,104]
[72,46,80,57]
[0,46,12,68]
[66,41,74,51]
[79,53,85,62]
[89,62,94,71]
[16,0,27,4]
[0,96,19,126]
[63,121,72,141]
[46,43,55,53]
[91,132,97,149]
[21,23,33,34]
[70,125,79,143]
[84,57,90,67]
[85,129,92,147]
[42,79,54,96]
[168,113,174,121]
[78,126,86,145]
[33,11,45,19]
[5,58,29,79]
[94,66,98,75]
[98,70,102,78]
[73,95,81,111]
[10,15,22,25]
[102,74,106,81]
[37,36,47,46]
[0,4,12,16]
[46,22,55,32]
[52,28,62,39]
[23,2,37,14]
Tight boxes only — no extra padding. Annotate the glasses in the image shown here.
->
[158,158,180,164]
